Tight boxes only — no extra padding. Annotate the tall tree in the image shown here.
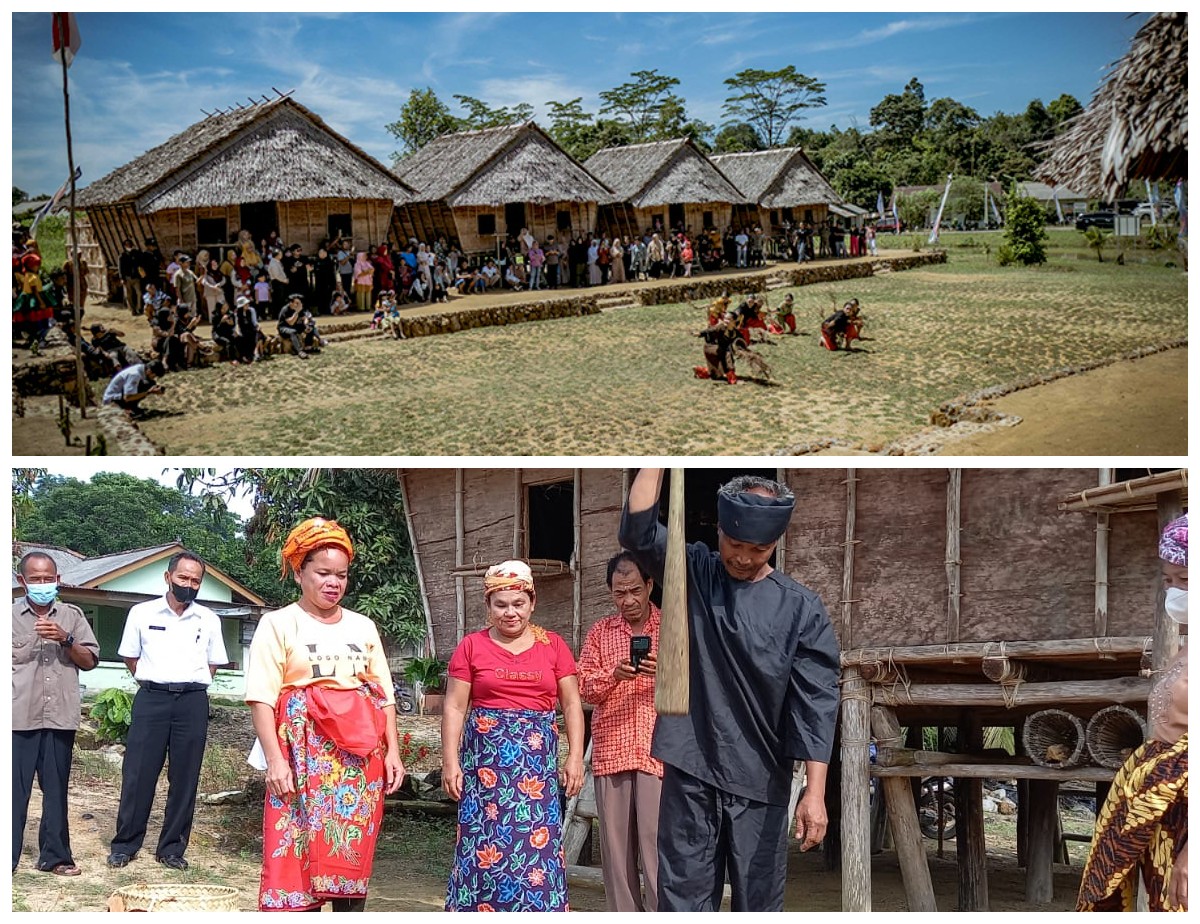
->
[870,78,927,152]
[453,95,534,130]
[721,66,827,148]
[598,69,688,144]
[386,87,461,161]
[712,122,765,154]
[1047,93,1084,128]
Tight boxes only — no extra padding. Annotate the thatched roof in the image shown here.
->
[709,148,843,208]
[1036,12,1187,198]
[394,122,610,207]
[77,97,414,211]
[585,139,747,207]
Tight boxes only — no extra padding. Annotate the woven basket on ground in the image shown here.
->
[1085,704,1148,769]
[107,884,240,912]
[1023,708,1086,768]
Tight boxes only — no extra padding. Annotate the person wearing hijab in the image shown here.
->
[353,251,374,314]
[618,470,841,912]
[244,518,403,912]
[441,561,585,912]
[1078,513,1188,912]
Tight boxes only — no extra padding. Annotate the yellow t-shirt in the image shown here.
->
[244,602,395,707]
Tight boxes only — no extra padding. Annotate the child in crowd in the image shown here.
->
[253,272,272,321]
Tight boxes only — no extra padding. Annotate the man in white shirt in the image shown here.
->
[735,230,750,268]
[101,361,165,416]
[107,552,229,872]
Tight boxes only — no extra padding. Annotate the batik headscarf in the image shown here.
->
[483,560,535,599]
[717,488,795,545]
[1159,513,1187,567]
[280,517,355,578]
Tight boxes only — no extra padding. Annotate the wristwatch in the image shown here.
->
[64,634,75,649]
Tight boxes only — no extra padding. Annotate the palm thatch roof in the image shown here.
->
[585,139,747,207]
[77,97,414,211]
[1036,12,1187,198]
[709,147,843,208]
[394,122,610,207]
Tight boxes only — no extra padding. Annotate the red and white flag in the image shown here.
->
[52,12,81,68]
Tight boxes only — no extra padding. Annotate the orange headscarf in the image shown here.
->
[280,517,355,579]
[482,560,535,599]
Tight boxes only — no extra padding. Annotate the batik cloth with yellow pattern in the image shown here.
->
[1076,734,1188,912]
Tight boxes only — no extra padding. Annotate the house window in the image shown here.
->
[804,209,814,223]
[240,620,259,646]
[769,210,779,226]
[526,480,575,563]
[196,217,228,248]
[477,213,497,236]
[782,208,795,224]
[703,210,714,229]
[327,213,352,242]
[557,210,572,231]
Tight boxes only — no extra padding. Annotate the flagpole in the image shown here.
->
[58,13,89,419]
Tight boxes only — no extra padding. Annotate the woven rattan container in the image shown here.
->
[107,884,241,912]
[1085,704,1148,769]
[1023,708,1086,768]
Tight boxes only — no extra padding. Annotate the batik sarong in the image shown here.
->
[446,707,568,912]
[260,683,388,911]
[1077,734,1188,912]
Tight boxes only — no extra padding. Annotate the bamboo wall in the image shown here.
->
[65,214,113,301]
[402,468,1164,659]
[739,204,832,234]
[443,202,599,257]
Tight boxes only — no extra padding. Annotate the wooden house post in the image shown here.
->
[946,469,962,641]
[842,469,858,648]
[572,468,582,652]
[512,469,523,559]
[775,466,788,573]
[455,468,466,643]
[841,667,871,912]
[1153,488,1185,670]
[1094,468,1112,636]
[397,470,437,657]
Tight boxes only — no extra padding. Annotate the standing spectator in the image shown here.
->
[735,228,750,268]
[372,244,395,301]
[577,553,663,912]
[335,238,354,297]
[865,224,878,257]
[233,295,260,365]
[140,237,165,292]
[107,552,229,872]
[353,251,374,313]
[680,236,694,278]
[312,245,336,316]
[13,552,100,877]
[609,237,626,284]
[647,233,666,279]
[544,237,561,289]
[285,245,310,303]
[119,239,143,317]
[172,255,198,316]
[266,249,289,316]
[200,260,226,324]
[628,237,646,281]
[253,272,273,322]
[598,239,612,285]
[416,242,433,294]
[527,241,545,290]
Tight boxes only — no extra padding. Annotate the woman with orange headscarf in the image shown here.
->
[442,560,585,912]
[245,517,403,912]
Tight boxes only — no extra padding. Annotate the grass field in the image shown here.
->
[68,230,1189,456]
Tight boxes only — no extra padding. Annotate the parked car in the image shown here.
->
[874,216,905,233]
[1133,202,1178,223]
[1074,211,1116,231]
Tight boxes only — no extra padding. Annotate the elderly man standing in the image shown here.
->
[107,551,228,872]
[577,552,663,911]
[618,469,841,912]
[13,551,100,876]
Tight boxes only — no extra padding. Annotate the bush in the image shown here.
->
[1002,193,1048,265]
[89,688,134,743]
[995,243,1016,266]
[403,656,448,694]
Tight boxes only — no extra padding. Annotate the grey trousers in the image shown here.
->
[594,770,662,912]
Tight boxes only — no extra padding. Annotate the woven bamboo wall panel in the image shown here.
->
[1105,509,1161,637]
[782,469,852,647]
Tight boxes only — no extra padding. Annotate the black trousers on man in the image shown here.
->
[656,764,790,912]
[12,729,76,872]
[110,686,209,861]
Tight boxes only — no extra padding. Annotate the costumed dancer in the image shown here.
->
[1077,513,1188,912]
[767,294,798,335]
[820,299,864,351]
[13,253,54,354]
[694,310,740,384]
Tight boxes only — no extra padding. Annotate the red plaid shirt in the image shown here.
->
[577,606,663,778]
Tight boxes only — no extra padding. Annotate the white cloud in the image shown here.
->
[802,14,984,53]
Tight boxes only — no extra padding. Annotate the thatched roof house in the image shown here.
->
[1036,12,1187,199]
[75,96,414,299]
[392,122,611,255]
[709,147,844,232]
[585,138,746,239]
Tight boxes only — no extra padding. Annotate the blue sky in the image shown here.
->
[12,11,1146,197]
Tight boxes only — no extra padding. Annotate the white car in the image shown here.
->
[1133,202,1177,223]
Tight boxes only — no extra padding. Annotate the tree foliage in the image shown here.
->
[722,66,826,148]
[386,87,461,161]
[598,69,694,144]
[453,94,534,130]
[712,122,765,154]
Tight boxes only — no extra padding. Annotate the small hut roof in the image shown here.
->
[709,148,843,208]
[585,139,747,207]
[77,97,414,211]
[1036,12,1187,198]
[394,122,610,207]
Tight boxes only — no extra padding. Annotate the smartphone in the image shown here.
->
[630,635,652,670]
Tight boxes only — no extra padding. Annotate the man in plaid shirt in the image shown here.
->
[577,552,663,911]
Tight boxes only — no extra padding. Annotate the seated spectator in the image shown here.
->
[277,294,322,359]
[329,284,351,316]
[88,323,140,371]
[504,263,524,291]
[480,260,501,289]
[211,302,238,365]
[430,262,450,303]
[101,360,166,418]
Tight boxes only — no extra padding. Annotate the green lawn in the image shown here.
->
[131,229,1186,456]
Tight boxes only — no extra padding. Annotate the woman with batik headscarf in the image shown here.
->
[245,517,403,912]
[1078,513,1188,912]
[442,561,585,912]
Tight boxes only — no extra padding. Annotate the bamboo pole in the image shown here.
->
[870,676,1149,708]
[455,468,466,644]
[842,636,1152,668]
[58,17,88,418]
[946,469,962,642]
[871,705,937,912]
[1153,489,1185,670]
[842,469,858,649]
[397,470,437,658]
[873,763,1115,782]
[775,466,788,575]
[1094,468,1112,636]
[512,469,523,559]
[1059,469,1186,511]
[572,468,582,653]
[840,668,871,912]
[655,469,689,716]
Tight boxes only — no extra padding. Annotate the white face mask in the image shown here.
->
[1164,587,1188,624]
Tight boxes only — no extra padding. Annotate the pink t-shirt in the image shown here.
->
[448,628,577,711]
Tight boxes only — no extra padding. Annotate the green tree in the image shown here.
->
[712,122,765,154]
[1002,190,1048,265]
[1047,94,1083,128]
[13,186,29,206]
[721,66,827,148]
[386,87,461,161]
[870,78,927,152]
[546,98,631,161]
[453,95,534,130]
[599,69,687,144]
[1024,99,1054,143]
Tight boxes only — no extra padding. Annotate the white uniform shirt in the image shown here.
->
[102,364,148,404]
[117,595,229,685]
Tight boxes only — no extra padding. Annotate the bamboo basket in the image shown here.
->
[1085,705,1148,769]
[1022,708,1086,768]
[107,884,241,912]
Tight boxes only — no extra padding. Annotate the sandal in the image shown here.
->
[41,863,82,876]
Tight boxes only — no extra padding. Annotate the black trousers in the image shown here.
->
[111,687,209,859]
[656,764,790,912]
[13,729,76,871]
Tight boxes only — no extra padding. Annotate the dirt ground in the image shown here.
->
[14,710,1092,913]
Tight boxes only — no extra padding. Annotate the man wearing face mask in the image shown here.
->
[108,552,228,872]
[13,552,100,876]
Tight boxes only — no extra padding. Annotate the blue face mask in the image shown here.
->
[25,582,58,606]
